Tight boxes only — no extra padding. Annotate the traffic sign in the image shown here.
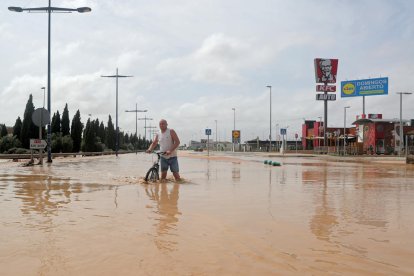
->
[30,139,47,149]
[316,94,336,101]
[205,128,211,135]
[232,130,240,143]
[32,108,50,127]
[280,128,287,135]
[295,133,298,139]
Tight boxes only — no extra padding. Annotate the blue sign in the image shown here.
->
[341,77,388,97]
[205,129,211,135]
[280,128,287,135]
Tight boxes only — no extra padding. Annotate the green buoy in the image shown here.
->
[264,160,268,164]
[272,161,281,166]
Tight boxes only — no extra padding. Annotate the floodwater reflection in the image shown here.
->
[144,182,181,252]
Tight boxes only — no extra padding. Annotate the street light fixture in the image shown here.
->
[266,85,272,152]
[125,104,147,154]
[396,92,412,156]
[8,0,92,163]
[344,106,351,155]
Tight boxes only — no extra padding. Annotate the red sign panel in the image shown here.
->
[316,84,336,92]
[314,58,339,84]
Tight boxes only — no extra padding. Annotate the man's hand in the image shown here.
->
[165,150,171,156]
[145,149,151,154]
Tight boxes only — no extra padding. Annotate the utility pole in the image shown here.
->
[138,116,153,141]
[101,68,133,157]
[125,103,147,154]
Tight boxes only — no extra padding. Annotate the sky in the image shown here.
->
[1,0,414,145]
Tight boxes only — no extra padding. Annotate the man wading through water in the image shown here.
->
[146,119,181,181]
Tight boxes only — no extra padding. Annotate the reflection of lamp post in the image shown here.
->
[9,1,92,163]
[344,106,350,155]
[125,104,147,154]
[101,68,133,157]
[215,120,218,150]
[266,85,272,152]
[397,92,412,156]
[232,108,235,152]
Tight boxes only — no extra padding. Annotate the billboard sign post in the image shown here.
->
[314,58,338,147]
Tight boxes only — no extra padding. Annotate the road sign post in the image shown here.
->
[32,108,50,164]
[205,129,212,156]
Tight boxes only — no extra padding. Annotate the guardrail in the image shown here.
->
[0,150,138,160]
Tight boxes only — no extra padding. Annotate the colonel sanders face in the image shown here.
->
[317,59,336,83]
[320,59,332,78]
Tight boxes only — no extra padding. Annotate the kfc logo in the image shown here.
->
[314,58,338,84]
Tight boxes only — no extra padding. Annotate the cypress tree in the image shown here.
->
[0,124,8,138]
[13,116,22,140]
[20,94,37,148]
[106,115,115,150]
[61,104,70,136]
[51,111,61,134]
[83,118,95,152]
[70,110,83,152]
[98,121,105,143]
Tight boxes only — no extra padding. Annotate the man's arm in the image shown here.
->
[146,134,159,153]
[167,129,180,154]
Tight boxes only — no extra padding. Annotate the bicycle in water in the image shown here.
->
[145,151,166,182]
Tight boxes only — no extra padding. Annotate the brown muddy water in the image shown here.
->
[0,152,413,275]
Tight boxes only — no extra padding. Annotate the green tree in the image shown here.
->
[82,118,95,152]
[61,104,70,136]
[20,94,37,148]
[105,115,115,151]
[98,121,105,143]
[13,117,22,140]
[70,110,83,152]
[0,124,7,138]
[51,111,61,134]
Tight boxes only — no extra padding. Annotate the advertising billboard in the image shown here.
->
[314,58,339,84]
[341,77,388,97]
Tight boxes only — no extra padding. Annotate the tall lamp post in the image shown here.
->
[214,119,218,151]
[344,106,350,155]
[125,103,147,154]
[9,1,92,163]
[101,68,133,157]
[232,108,236,152]
[397,92,412,156]
[266,85,272,152]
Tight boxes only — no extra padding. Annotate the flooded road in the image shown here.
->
[0,152,413,275]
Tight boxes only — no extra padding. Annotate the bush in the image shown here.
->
[6,147,30,154]
[0,136,22,153]
[61,135,73,153]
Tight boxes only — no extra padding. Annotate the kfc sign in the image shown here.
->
[316,85,336,92]
[314,58,338,84]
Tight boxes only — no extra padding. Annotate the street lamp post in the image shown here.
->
[101,68,133,157]
[125,103,147,154]
[267,85,272,152]
[397,92,412,156]
[8,1,92,163]
[344,106,350,155]
[232,108,236,152]
[215,120,218,151]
